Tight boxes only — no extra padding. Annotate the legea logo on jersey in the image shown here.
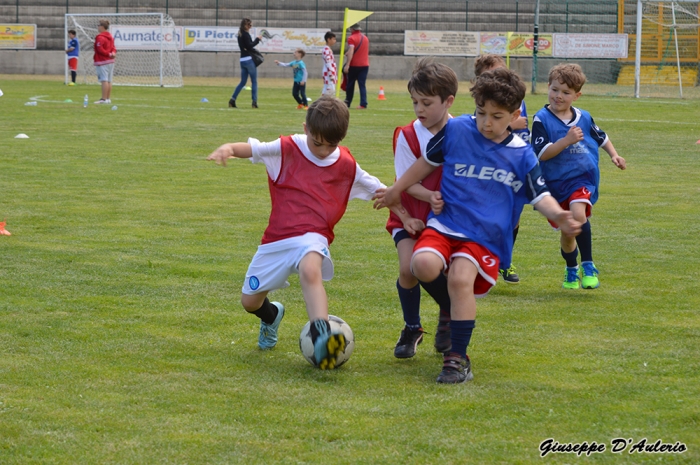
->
[481,255,496,267]
[454,164,523,192]
[535,136,545,145]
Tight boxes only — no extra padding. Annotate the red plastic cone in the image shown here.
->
[378,86,386,100]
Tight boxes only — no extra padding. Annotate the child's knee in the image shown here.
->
[411,252,443,281]
[298,254,323,284]
[241,293,265,312]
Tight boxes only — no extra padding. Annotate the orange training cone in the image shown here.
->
[378,86,386,100]
[0,219,11,236]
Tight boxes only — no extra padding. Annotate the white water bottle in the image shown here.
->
[83,94,88,108]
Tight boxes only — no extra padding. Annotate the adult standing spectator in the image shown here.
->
[229,18,262,109]
[343,23,370,109]
[93,19,116,104]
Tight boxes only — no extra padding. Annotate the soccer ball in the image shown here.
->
[299,315,354,369]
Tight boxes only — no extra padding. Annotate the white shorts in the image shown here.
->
[242,232,334,295]
[96,63,114,82]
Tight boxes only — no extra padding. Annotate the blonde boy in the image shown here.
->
[531,63,626,290]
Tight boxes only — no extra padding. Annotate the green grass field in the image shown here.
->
[1,74,699,464]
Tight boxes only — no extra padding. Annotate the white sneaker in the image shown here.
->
[105,99,111,104]
[94,99,107,104]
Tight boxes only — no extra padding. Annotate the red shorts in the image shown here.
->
[412,228,499,297]
[68,57,78,71]
[548,187,592,229]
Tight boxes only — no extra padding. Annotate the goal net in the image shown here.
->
[65,13,183,87]
[634,0,700,98]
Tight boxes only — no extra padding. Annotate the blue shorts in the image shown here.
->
[96,63,114,82]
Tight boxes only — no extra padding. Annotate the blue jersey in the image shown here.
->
[532,105,608,204]
[425,115,550,264]
[512,101,530,144]
[67,38,79,58]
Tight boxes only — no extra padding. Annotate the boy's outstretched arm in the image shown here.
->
[601,140,626,170]
[533,196,582,237]
[206,142,253,166]
[539,126,584,161]
[375,157,437,210]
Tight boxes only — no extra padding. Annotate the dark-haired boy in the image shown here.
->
[66,29,79,86]
[321,31,337,96]
[207,96,401,370]
[378,68,581,383]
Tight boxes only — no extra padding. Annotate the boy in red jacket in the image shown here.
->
[93,19,116,104]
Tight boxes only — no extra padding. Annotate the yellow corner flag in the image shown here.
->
[336,8,373,97]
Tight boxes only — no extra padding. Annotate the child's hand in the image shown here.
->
[511,116,528,131]
[300,81,306,86]
[374,186,400,210]
[429,191,444,215]
[611,154,626,170]
[403,217,426,236]
[206,143,236,167]
[274,60,280,65]
[564,126,584,145]
[555,211,582,238]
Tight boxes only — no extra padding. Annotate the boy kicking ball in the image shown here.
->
[378,68,581,383]
[206,96,410,369]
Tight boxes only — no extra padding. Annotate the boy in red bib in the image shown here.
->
[386,58,457,359]
[207,96,402,369]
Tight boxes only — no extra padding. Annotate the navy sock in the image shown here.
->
[449,320,475,359]
[576,220,593,263]
[397,280,421,330]
[251,298,278,325]
[561,247,579,268]
[419,273,451,318]
[512,225,520,244]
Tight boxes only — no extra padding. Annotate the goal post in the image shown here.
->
[65,13,184,88]
[634,0,700,98]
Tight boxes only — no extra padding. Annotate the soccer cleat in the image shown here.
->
[94,99,108,104]
[393,326,424,359]
[296,104,304,109]
[356,105,367,109]
[562,266,580,289]
[499,264,520,284]
[68,82,75,86]
[313,321,345,370]
[434,324,451,353]
[252,101,258,109]
[436,352,473,384]
[581,262,600,289]
[258,302,284,350]
[228,98,237,108]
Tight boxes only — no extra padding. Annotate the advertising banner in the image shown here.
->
[480,32,553,57]
[183,26,329,53]
[0,24,37,49]
[254,27,329,54]
[112,25,183,50]
[404,30,480,56]
[553,34,628,58]
[183,26,239,51]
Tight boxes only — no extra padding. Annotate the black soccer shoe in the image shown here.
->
[394,326,424,359]
[228,98,237,108]
[436,352,474,384]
